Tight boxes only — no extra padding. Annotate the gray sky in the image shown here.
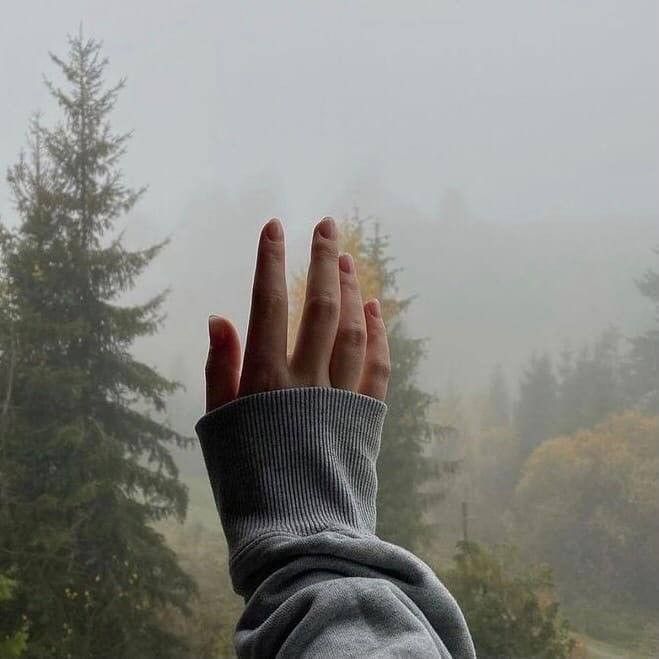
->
[1,1,658,410]
[1,0,657,228]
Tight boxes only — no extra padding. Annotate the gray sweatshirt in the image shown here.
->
[195,386,476,658]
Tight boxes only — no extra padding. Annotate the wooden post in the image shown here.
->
[461,500,469,544]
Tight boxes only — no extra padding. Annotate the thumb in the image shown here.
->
[205,315,241,413]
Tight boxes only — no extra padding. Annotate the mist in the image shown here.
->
[1,1,658,656]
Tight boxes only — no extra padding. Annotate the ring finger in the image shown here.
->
[329,253,367,391]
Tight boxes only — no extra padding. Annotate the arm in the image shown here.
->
[196,386,474,658]
[198,217,475,658]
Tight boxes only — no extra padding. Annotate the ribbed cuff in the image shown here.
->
[195,387,388,559]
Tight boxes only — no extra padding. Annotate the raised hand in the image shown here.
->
[204,217,391,413]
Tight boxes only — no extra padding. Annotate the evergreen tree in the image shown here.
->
[556,327,624,436]
[287,209,446,553]
[360,218,445,553]
[0,34,194,658]
[440,542,574,659]
[481,363,511,430]
[624,246,659,413]
[513,352,559,457]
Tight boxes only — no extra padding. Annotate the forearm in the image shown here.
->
[196,386,475,658]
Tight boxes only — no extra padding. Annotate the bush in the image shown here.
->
[440,541,574,659]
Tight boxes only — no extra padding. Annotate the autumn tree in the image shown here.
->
[514,411,659,612]
[288,209,447,552]
[0,34,194,657]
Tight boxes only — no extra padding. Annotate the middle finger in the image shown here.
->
[290,217,341,382]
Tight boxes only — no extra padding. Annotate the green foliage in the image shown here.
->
[154,521,244,659]
[515,329,626,461]
[0,575,28,658]
[513,352,559,458]
[441,542,574,659]
[556,327,625,436]
[348,215,449,553]
[0,32,195,657]
[377,318,443,551]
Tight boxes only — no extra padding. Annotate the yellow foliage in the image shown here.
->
[514,410,659,607]
[287,214,404,351]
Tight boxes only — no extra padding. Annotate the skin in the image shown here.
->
[204,216,391,413]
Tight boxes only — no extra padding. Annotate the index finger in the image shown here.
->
[240,218,289,391]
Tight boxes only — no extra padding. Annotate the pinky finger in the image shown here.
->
[205,316,242,413]
[358,299,391,401]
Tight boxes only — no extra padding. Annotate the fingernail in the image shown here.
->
[367,299,381,318]
[339,253,353,274]
[265,218,283,241]
[318,217,337,240]
[208,315,225,344]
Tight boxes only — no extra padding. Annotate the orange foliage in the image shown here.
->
[287,214,404,351]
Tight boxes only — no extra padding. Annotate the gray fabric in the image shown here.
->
[196,386,476,658]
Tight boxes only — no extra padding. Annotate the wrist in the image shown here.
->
[195,386,387,559]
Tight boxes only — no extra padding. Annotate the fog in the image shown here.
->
[1,2,658,655]
[3,1,657,222]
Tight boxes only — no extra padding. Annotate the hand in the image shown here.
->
[204,216,391,413]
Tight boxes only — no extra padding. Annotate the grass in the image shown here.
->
[575,633,653,659]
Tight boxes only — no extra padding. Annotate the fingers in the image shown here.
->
[359,299,391,401]
[290,217,341,383]
[330,253,367,391]
[239,218,289,396]
[205,316,241,413]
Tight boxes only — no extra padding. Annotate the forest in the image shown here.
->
[1,13,658,659]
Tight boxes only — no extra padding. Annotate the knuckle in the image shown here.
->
[337,323,367,349]
[311,239,339,262]
[242,368,283,394]
[306,292,339,321]
[252,288,286,319]
[369,358,392,381]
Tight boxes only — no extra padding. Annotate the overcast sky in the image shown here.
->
[1,0,657,230]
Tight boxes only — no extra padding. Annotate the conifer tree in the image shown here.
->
[368,223,446,552]
[481,363,511,430]
[624,246,659,413]
[556,327,624,435]
[513,353,559,457]
[289,209,446,552]
[0,34,194,658]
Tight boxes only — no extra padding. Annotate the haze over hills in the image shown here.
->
[120,191,658,476]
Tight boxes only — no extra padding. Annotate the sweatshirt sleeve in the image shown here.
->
[195,386,476,659]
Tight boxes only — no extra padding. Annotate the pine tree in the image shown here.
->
[287,208,446,552]
[0,34,194,657]
[624,246,659,413]
[481,363,511,430]
[513,352,559,457]
[556,327,624,435]
[346,213,443,553]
